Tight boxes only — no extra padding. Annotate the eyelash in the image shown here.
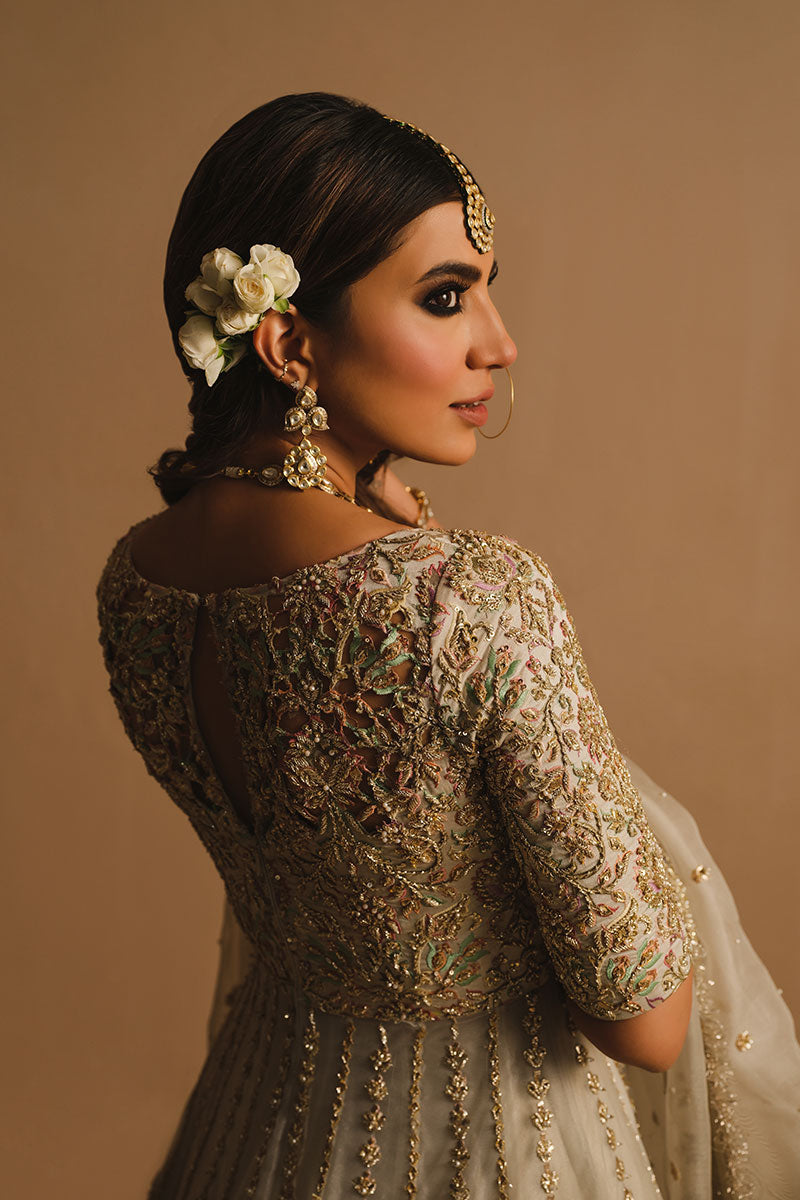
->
[424,280,469,316]
[423,271,498,317]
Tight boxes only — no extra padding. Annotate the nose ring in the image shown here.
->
[478,366,515,439]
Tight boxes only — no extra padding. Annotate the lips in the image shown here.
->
[450,388,494,408]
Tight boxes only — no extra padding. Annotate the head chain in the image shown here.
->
[383,116,495,254]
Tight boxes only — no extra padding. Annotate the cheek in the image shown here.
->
[364,313,459,393]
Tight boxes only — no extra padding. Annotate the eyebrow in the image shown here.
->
[415,258,499,285]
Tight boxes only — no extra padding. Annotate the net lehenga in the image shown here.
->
[96,520,800,1199]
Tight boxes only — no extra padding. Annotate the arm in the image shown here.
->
[567,967,694,1071]
[431,535,695,1065]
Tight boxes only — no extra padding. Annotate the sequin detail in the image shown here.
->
[97,525,691,1027]
[693,936,754,1198]
[487,1006,511,1198]
[243,993,295,1197]
[97,522,705,1198]
[279,1008,320,1199]
[353,1024,393,1195]
[445,1021,471,1199]
[570,1029,634,1196]
[406,1026,425,1198]
[523,994,559,1196]
[311,1020,354,1199]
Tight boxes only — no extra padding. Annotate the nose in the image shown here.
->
[468,300,518,372]
[496,326,518,370]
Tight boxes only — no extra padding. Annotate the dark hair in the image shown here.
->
[151,91,471,506]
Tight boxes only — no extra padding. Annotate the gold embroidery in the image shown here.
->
[445,1020,471,1199]
[567,1016,635,1197]
[487,1007,511,1198]
[98,524,691,1027]
[735,1031,753,1052]
[311,1020,355,1200]
[523,994,558,1196]
[279,1008,320,1200]
[692,865,710,882]
[353,1025,393,1196]
[183,969,262,1200]
[202,974,274,1200]
[97,521,700,1197]
[406,1026,425,1198]
[693,939,755,1197]
[243,991,295,1197]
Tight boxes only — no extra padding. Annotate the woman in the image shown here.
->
[96,92,800,1198]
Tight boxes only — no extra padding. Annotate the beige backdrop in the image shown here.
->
[3,2,799,1196]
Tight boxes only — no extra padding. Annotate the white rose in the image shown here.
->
[200,248,244,296]
[184,275,222,315]
[215,296,262,337]
[178,314,224,385]
[233,262,276,314]
[250,244,300,301]
[222,343,246,374]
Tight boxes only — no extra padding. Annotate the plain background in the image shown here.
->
[3,2,799,1196]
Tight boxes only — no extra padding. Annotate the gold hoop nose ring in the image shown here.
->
[478,366,514,439]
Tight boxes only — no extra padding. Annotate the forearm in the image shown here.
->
[566,967,694,1073]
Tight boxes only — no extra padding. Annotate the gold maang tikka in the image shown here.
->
[383,115,495,254]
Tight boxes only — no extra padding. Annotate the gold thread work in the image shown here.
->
[278,1008,320,1200]
[353,1024,394,1196]
[523,994,559,1197]
[311,1019,355,1200]
[487,1007,511,1199]
[445,1020,471,1200]
[406,1026,425,1198]
[692,936,755,1198]
[244,996,296,1197]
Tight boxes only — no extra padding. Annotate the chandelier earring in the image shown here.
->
[478,366,515,440]
[279,364,331,489]
[184,243,373,511]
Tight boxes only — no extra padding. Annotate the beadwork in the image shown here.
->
[384,116,495,253]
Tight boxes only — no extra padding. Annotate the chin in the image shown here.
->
[442,433,479,466]
[395,432,479,468]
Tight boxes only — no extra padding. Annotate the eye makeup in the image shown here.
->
[421,260,499,316]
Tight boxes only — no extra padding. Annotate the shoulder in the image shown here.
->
[427,529,564,618]
[96,517,148,606]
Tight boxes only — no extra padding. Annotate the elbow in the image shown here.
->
[615,1033,687,1074]
[567,968,694,1074]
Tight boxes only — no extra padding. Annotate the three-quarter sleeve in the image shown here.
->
[430,532,693,1020]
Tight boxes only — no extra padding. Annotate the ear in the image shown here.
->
[251,304,317,388]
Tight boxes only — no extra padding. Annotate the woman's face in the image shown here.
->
[308,201,518,467]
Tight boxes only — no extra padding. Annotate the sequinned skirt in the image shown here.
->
[147,760,800,1200]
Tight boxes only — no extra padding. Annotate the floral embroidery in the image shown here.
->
[97,523,691,1024]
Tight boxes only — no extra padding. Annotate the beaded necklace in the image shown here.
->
[211,466,433,528]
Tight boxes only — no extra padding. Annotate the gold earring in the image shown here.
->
[280,376,331,489]
[478,366,515,439]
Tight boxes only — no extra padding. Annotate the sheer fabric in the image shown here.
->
[97,519,800,1198]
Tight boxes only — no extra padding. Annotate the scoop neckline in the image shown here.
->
[120,515,459,600]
